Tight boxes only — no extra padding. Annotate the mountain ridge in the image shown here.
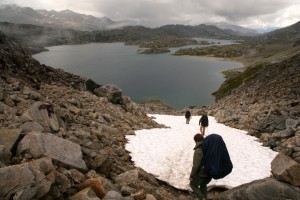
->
[0,4,117,31]
[0,4,260,36]
[206,22,260,36]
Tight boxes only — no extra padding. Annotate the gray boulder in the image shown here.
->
[68,187,100,200]
[271,152,300,187]
[20,121,44,133]
[22,101,59,132]
[272,129,294,139]
[17,132,87,171]
[0,145,11,164]
[102,191,125,200]
[85,79,101,93]
[0,101,13,114]
[114,169,139,188]
[286,118,299,130]
[0,157,55,200]
[0,128,21,157]
[94,84,122,104]
[214,177,300,200]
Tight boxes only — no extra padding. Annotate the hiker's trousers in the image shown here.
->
[190,176,212,200]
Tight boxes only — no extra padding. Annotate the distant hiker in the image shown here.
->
[199,114,208,135]
[185,110,192,124]
[190,133,212,200]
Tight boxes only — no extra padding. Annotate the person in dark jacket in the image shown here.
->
[190,133,212,200]
[199,114,208,136]
[185,110,192,124]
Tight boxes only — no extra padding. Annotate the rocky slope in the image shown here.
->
[0,31,197,199]
[185,39,300,199]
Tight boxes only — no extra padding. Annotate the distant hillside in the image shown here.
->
[0,21,237,53]
[0,22,96,53]
[257,21,300,45]
[0,4,119,31]
[207,22,260,36]
[156,24,233,38]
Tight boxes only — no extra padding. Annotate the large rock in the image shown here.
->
[286,118,299,130]
[20,121,44,133]
[214,177,300,200]
[114,169,139,188]
[102,191,125,200]
[0,157,55,200]
[77,178,107,198]
[0,145,11,164]
[68,187,100,200]
[94,84,122,104]
[0,128,21,153]
[85,79,101,93]
[0,101,14,114]
[113,168,159,194]
[272,129,294,139]
[22,101,59,132]
[271,152,300,187]
[17,132,87,171]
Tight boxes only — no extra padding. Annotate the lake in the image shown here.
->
[33,40,243,109]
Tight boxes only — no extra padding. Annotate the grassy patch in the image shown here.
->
[213,63,264,100]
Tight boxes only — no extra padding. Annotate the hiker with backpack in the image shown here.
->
[189,133,212,200]
[185,110,192,124]
[199,114,208,135]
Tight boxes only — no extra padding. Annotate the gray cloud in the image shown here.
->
[1,0,299,29]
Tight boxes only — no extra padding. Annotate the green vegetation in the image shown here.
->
[213,63,264,100]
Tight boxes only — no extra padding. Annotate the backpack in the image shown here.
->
[200,115,208,127]
[202,134,233,179]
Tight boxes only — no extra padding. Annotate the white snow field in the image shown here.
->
[125,114,278,190]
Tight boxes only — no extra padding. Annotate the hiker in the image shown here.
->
[185,110,192,124]
[189,133,212,200]
[199,114,208,135]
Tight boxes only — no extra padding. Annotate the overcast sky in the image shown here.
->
[0,0,299,30]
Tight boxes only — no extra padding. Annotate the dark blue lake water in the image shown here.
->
[33,40,243,109]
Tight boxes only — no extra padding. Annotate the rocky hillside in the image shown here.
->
[178,50,300,199]
[0,32,198,199]
[172,21,300,198]
[206,53,300,200]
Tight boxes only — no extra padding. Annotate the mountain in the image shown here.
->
[0,22,97,53]
[256,27,279,34]
[0,4,119,31]
[257,21,300,45]
[156,24,234,38]
[0,21,237,54]
[207,22,260,36]
[1,4,260,37]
